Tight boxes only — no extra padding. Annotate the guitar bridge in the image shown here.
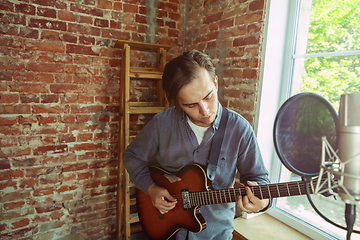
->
[181,189,191,210]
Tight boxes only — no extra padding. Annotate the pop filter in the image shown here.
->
[273,92,338,177]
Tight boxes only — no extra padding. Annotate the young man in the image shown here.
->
[123,50,271,240]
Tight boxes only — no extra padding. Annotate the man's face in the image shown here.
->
[178,68,218,127]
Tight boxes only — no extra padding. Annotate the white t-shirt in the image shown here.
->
[187,117,210,145]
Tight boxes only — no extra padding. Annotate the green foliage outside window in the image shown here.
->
[302,0,360,109]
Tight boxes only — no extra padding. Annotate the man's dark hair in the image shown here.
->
[162,50,216,107]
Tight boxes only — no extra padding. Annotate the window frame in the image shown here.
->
[255,0,340,239]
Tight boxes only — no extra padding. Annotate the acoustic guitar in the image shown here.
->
[136,163,318,240]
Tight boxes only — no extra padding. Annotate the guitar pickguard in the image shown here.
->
[181,189,192,210]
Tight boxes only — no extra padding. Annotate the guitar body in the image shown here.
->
[137,164,208,240]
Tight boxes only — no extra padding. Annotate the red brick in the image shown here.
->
[71,105,103,113]
[243,69,258,79]
[13,71,34,82]
[11,218,30,229]
[15,3,35,15]
[20,26,39,39]
[78,172,93,180]
[62,162,88,172]
[0,70,12,81]
[98,0,112,9]
[41,94,59,103]
[114,2,122,11]
[4,201,25,210]
[233,35,260,47]
[62,33,77,43]
[35,202,62,212]
[29,18,67,31]
[0,223,7,232]
[20,178,39,188]
[0,226,38,239]
[66,44,99,56]
[70,3,103,17]
[249,0,265,11]
[235,12,264,25]
[101,177,117,186]
[84,180,101,188]
[73,75,90,84]
[0,59,25,71]
[20,94,40,103]
[0,159,11,169]
[61,115,76,124]
[33,145,68,155]
[94,18,109,27]
[78,133,93,142]
[158,2,178,12]
[27,62,65,73]
[0,115,18,125]
[33,186,55,197]
[70,142,102,151]
[40,30,60,41]
[59,133,76,143]
[79,35,95,45]
[10,82,49,94]
[37,7,56,18]
[58,10,76,22]
[0,93,18,103]
[32,104,67,114]
[123,3,138,13]
[0,125,26,135]
[89,160,116,169]
[0,0,14,11]
[31,0,67,8]
[12,158,38,167]
[55,74,73,84]
[0,180,17,191]
[0,169,25,181]
[95,96,110,104]
[50,84,84,93]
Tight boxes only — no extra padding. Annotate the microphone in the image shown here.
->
[338,93,360,240]
[338,93,360,203]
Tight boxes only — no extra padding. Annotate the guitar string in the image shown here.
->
[165,182,308,204]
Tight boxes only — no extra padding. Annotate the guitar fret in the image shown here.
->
[259,186,263,199]
[276,184,280,197]
[267,185,271,199]
[286,183,291,196]
[297,182,302,195]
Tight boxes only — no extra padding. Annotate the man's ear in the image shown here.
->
[214,76,218,90]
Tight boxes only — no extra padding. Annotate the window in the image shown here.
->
[257,0,360,239]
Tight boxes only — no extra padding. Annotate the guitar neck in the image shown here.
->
[189,180,315,206]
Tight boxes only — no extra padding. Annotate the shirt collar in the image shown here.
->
[179,101,223,130]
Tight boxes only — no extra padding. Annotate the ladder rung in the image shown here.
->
[130,224,142,234]
[130,70,163,79]
[129,213,139,223]
[115,40,171,51]
[129,106,166,114]
[129,102,161,107]
[130,197,136,206]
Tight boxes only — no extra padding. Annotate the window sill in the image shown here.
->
[232,213,311,240]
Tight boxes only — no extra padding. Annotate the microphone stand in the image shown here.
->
[345,204,356,240]
[303,176,360,239]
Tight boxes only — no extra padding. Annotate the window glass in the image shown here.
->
[275,0,360,239]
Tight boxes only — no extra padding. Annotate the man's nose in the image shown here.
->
[199,101,209,115]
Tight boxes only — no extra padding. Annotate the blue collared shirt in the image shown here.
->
[123,102,270,240]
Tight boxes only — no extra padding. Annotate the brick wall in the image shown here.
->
[0,0,183,239]
[186,0,266,124]
[0,0,267,239]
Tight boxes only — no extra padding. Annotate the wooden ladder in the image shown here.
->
[116,40,171,240]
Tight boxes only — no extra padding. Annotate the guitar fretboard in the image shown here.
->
[189,180,314,206]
